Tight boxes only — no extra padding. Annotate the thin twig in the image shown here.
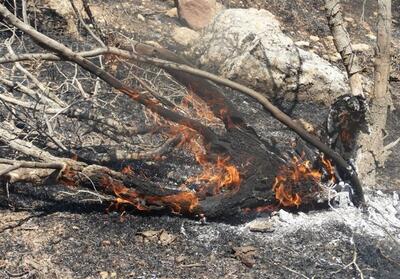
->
[0,160,65,176]
[270,261,310,279]
[333,242,364,279]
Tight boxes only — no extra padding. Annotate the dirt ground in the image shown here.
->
[1,0,400,278]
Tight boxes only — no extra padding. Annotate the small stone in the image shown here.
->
[295,41,310,48]
[172,27,200,46]
[101,240,111,246]
[344,17,354,23]
[177,0,217,30]
[329,53,342,62]
[248,220,275,233]
[310,35,320,42]
[352,43,371,53]
[165,7,178,18]
[366,33,377,40]
[99,271,109,279]
[232,246,257,267]
[159,230,177,245]
[175,255,187,264]
[137,14,145,22]
[144,40,163,48]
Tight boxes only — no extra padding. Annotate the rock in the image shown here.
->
[191,9,350,105]
[344,17,355,23]
[248,219,275,233]
[165,7,178,18]
[310,35,320,42]
[329,53,342,62]
[137,14,145,22]
[352,43,371,53]
[41,0,81,34]
[366,33,377,40]
[295,41,310,47]
[144,41,163,49]
[172,27,200,46]
[176,0,217,30]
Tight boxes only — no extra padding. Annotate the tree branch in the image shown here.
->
[0,5,218,147]
[325,0,364,96]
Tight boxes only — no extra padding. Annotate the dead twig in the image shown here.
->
[0,160,65,177]
[378,247,400,267]
[179,263,206,268]
[0,7,219,145]
[333,242,364,279]
[269,261,311,279]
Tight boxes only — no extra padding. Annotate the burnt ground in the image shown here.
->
[1,0,400,278]
[1,184,400,279]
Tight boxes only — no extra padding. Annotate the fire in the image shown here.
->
[272,155,335,207]
[195,156,241,193]
[170,123,241,194]
[102,89,242,215]
[147,191,199,214]
[179,91,224,129]
[168,93,242,195]
[99,175,200,214]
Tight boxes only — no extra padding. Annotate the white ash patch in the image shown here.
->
[242,191,400,242]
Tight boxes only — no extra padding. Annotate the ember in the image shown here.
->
[272,155,336,207]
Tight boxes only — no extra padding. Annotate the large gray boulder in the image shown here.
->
[191,9,350,105]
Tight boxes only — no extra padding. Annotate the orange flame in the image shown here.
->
[272,155,335,207]
[168,93,242,195]
[102,89,242,215]
[147,191,199,214]
[190,156,241,194]
[179,91,224,129]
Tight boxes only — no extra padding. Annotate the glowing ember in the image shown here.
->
[272,155,335,207]
[121,165,134,175]
[148,192,199,214]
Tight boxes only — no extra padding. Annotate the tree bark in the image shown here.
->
[354,0,392,186]
[325,0,392,187]
[325,0,364,97]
